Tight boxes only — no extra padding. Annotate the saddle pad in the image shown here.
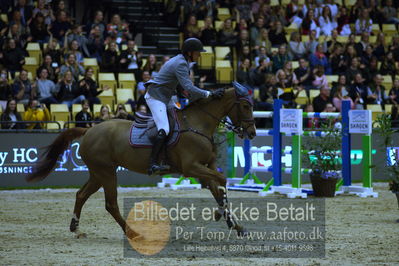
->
[129,110,180,148]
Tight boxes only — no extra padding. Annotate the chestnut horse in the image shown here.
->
[26,85,256,239]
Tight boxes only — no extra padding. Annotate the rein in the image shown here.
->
[178,95,255,144]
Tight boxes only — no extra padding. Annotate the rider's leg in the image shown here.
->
[145,93,170,175]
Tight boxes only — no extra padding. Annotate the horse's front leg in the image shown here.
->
[183,163,247,236]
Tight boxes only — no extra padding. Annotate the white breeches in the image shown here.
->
[145,93,170,135]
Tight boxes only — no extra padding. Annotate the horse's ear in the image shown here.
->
[232,81,249,96]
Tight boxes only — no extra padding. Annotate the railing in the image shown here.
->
[0,121,62,133]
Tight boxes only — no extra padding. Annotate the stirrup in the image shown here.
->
[148,164,171,176]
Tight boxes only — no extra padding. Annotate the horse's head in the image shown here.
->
[226,81,256,139]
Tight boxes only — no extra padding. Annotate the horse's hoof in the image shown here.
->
[76,232,87,239]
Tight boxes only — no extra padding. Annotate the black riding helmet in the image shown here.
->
[181,38,206,54]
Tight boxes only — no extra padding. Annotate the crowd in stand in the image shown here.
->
[181,0,399,127]
[1,0,399,130]
[0,0,160,130]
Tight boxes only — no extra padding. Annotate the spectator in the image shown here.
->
[118,39,142,80]
[286,0,304,27]
[294,58,313,92]
[6,21,31,48]
[79,67,109,107]
[36,67,58,106]
[66,24,90,58]
[50,10,71,42]
[373,32,387,61]
[257,73,276,110]
[380,51,398,77]
[238,45,252,66]
[337,6,351,36]
[13,0,33,26]
[319,6,337,36]
[272,44,291,72]
[304,30,320,54]
[143,54,158,76]
[236,29,250,55]
[345,57,361,85]
[29,12,50,44]
[360,45,374,69]
[275,68,302,108]
[349,0,364,24]
[43,36,63,66]
[182,0,208,21]
[184,14,200,39]
[60,53,85,81]
[23,99,50,130]
[12,70,35,105]
[235,18,248,32]
[362,56,379,84]
[235,0,254,23]
[312,65,328,91]
[354,32,370,58]
[301,9,320,38]
[331,74,349,100]
[236,58,252,87]
[382,0,399,24]
[64,39,84,65]
[136,70,151,100]
[257,4,272,26]
[388,34,399,61]
[253,28,271,53]
[251,0,265,17]
[325,0,339,18]
[218,18,238,46]
[251,57,270,89]
[330,43,347,75]
[54,0,68,16]
[86,10,106,38]
[388,78,399,105]
[94,104,113,123]
[349,73,369,109]
[56,70,85,109]
[114,103,134,120]
[0,69,11,110]
[313,86,333,113]
[326,29,341,55]
[269,6,288,27]
[303,104,318,128]
[355,9,372,35]
[75,99,93,128]
[106,14,131,45]
[254,46,271,67]
[309,44,331,74]
[250,17,265,46]
[87,25,105,63]
[367,74,389,107]
[101,42,118,73]
[1,98,24,129]
[1,38,26,75]
[40,54,60,82]
[33,0,55,25]
[200,16,217,46]
[269,21,286,47]
[288,32,306,60]
[332,85,355,112]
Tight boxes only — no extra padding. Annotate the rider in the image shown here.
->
[144,38,224,175]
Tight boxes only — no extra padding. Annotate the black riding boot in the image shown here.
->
[148,129,171,176]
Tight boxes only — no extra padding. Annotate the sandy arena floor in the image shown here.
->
[0,183,398,265]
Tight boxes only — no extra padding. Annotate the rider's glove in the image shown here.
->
[210,88,224,99]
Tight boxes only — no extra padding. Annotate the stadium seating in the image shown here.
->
[23,57,39,78]
[26,43,42,66]
[215,46,231,61]
[217,8,230,21]
[118,73,136,89]
[98,73,117,90]
[98,89,115,107]
[83,58,99,78]
[50,104,70,122]
[215,60,233,84]
[382,24,397,36]
[199,46,215,70]
[116,88,134,104]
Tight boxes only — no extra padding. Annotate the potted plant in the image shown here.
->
[374,114,399,212]
[302,119,342,197]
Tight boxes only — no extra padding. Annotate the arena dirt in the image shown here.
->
[0,183,398,265]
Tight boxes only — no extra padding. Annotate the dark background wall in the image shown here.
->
[0,132,398,188]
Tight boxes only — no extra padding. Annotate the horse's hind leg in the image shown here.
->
[102,171,141,240]
[70,174,101,238]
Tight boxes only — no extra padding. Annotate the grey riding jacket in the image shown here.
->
[145,54,210,104]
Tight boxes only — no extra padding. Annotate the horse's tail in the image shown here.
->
[26,128,89,183]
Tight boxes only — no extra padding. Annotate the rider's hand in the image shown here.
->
[210,88,224,99]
